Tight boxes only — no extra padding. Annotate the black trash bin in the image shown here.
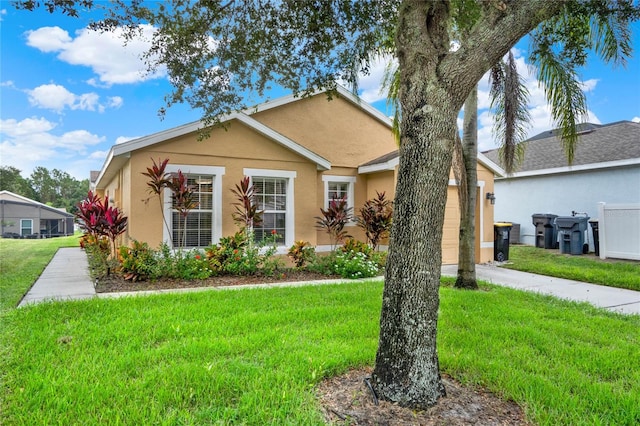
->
[494,222,512,262]
[589,219,599,256]
[532,213,558,249]
[555,216,590,255]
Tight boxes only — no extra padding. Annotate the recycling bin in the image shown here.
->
[589,219,599,256]
[532,213,558,249]
[509,223,520,245]
[555,216,590,255]
[494,222,512,262]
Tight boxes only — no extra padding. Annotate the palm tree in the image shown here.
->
[384,3,637,289]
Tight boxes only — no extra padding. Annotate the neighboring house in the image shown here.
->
[483,121,640,248]
[91,86,501,264]
[0,190,75,238]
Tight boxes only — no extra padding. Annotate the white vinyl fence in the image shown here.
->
[597,202,640,261]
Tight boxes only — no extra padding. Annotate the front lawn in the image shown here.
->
[2,281,638,425]
[502,245,640,291]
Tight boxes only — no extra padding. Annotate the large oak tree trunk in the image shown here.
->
[372,1,455,408]
[372,0,566,409]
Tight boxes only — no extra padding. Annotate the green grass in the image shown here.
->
[502,245,640,291]
[2,281,639,425]
[0,235,81,312]
[1,240,638,424]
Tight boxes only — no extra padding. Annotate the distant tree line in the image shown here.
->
[0,166,89,213]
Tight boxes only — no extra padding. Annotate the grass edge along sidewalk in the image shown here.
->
[501,245,640,292]
[0,235,81,312]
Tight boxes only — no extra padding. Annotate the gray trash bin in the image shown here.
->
[532,214,558,249]
[555,216,590,255]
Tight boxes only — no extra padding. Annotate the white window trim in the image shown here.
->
[323,175,356,226]
[162,164,225,248]
[244,168,296,249]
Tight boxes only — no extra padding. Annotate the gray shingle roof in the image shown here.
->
[483,121,640,173]
[360,150,400,167]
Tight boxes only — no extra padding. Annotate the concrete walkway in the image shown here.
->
[18,247,95,307]
[441,264,640,315]
[18,247,640,315]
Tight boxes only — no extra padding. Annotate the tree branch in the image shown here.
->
[440,0,568,107]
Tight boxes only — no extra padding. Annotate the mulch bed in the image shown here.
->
[317,367,532,425]
[94,269,342,293]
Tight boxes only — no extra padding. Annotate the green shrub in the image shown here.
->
[118,240,157,282]
[154,242,177,278]
[340,238,372,257]
[333,251,380,279]
[173,250,213,280]
[288,240,316,268]
[368,250,388,269]
[307,251,339,275]
[205,231,248,273]
[205,230,282,276]
[83,235,113,279]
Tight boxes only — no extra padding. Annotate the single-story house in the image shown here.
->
[91,86,502,264]
[483,121,640,249]
[0,190,75,238]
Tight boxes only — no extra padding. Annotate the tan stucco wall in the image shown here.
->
[365,170,396,200]
[96,92,496,264]
[477,163,496,263]
[363,161,496,264]
[121,119,322,248]
[252,94,397,167]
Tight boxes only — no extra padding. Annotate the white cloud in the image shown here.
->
[0,9,7,22]
[0,117,57,136]
[89,150,109,160]
[632,117,640,123]
[107,96,124,109]
[0,116,105,179]
[26,83,120,113]
[25,26,72,52]
[25,24,164,85]
[115,136,137,145]
[338,55,395,104]
[580,79,599,92]
[27,84,77,112]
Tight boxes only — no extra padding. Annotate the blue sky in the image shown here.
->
[1,5,639,181]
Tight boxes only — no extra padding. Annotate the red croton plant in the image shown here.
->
[76,190,128,260]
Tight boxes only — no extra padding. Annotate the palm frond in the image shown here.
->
[489,51,530,174]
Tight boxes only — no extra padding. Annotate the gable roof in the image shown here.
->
[246,85,393,128]
[93,110,333,189]
[483,121,640,178]
[0,190,74,217]
[93,86,391,190]
[358,150,506,177]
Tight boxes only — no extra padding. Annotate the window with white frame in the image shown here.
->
[171,175,214,247]
[322,175,356,212]
[245,169,296,247]
[163,165,225,248]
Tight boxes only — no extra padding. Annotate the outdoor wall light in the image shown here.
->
[486,192,496,205]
